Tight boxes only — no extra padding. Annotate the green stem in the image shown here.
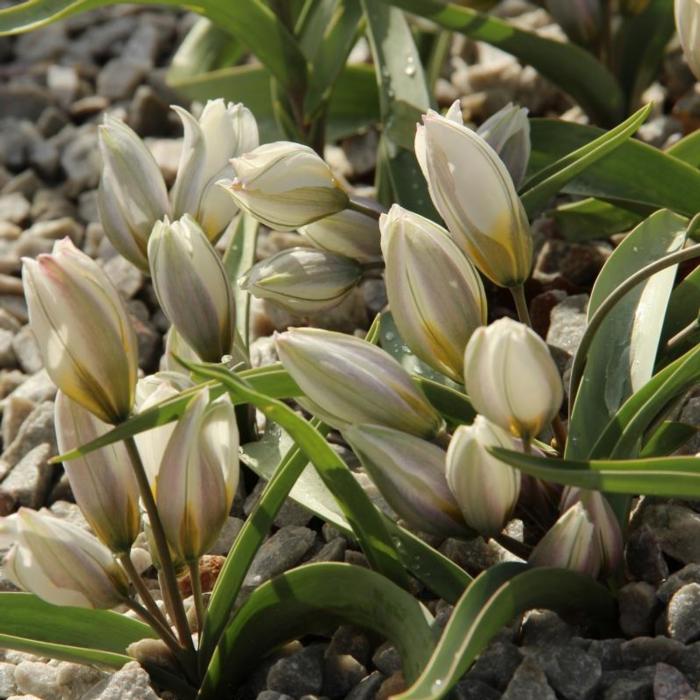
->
[123,598,183,662]
[123,437,193,653]
[188,560,205,644]
[664,317,700,355]
[510,284,532,327]
[347,197,385,221]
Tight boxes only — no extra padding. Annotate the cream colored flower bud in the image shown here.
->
[463,318,563,442]
[156,390,239,562]
[529,502,601,577]
[299,209,382,262]
[239,247,363,314]
[148,215,235,363]
[476,103,531,188]
[415,107,533,287]
[22,239,138,424]
[54,392,140,554]
[97,116,170,271]
[545,0,602,46]
[344,424,468,537]
[221,142,349,230]
[445,416,521,537]
[380,205,487,382]
[675,0,700,79]
[0,508,129,609]
[171,100,259,240]
[275,328,443,437]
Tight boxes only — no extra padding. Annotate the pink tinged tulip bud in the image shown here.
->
[675,0,700,80]
[380,204,487,383]
[561,488,623,576]
[415,107,533,287]
[22,239,138,424]
[463,318,563,442]
[239,247,364,314]
[274,328,444,438]
[148,215,235,363]
[344,424,468,537]
[445,416,522,537]
[299,209,382,262]
[171,100,259,240]
[221,141,349,230]
[155,390,239,562]
[54,392,141,554]
[545,0,602,46]
[529,501,601,577]
[0,508,129,609]
[97,116,170,271]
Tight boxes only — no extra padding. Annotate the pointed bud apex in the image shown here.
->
[344,424,468,537]
[54,392,141,554]
[221,142,349,230]
[415,107,533,287]
[464,318,563,442]
[149,215,235,363]
[0,508,129,609]
[275,328,444,437]
[300,208,382,262]
[380,205,487,382]
[445,416,521,536]
[22,239,138,424]
[545,0,602,46]
[240,247,363,314]
[676,0,700,80]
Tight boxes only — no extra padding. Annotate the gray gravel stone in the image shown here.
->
[0,442,55,511]
[546,294,588,357]
[4,370,55,405]
[468,640,522,690]
[344,671,384,700]
[0,85,53,121]
[309,537,346,563]
[326,626,372,667]
[267,645,324,697]
[501,657,557,700]
[13,661,61,700]
[81,661,159,700]
[453,678,501,700]
[1,170,42,198]
[257,693,294,700]
[658,564,700,603]
[640,503,700,564]
[618,582,659,638]
[666,583,700,643]
[653,662,699,700]
[207,516,244,556]
[97,58,150,100]
[103,256,144,299]
[0,661,18,698]
[520,609,575,647]
[0,329,18,370]
[128,85,171,137]
[2,396,36,448]
[0,194,30,225]
[322,653,366,698]
[625,524,670,584]
[25,218,84,245]
[601,667,655,700]
[372,643,401,676]
[525,645,601,700]
[620,637,683,669]
[2,401,56,468]
[60,127,101,195]
[12,326,42,375]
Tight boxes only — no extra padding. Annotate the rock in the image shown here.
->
[666,583,700,643]
[322,653,367,698]
[501,657,557,700]
[0,370,28,401]
[1,401,56,468]
[146,138,181,186]
[244,480,313,528]
[14,24,66,62]
[1,170,42,198]
[659,564,700,603]
[326,626,372,667]
[48,500,90,531]
[673,642,700,685]
[2,396,36,447]
[309,537,346,563]
[25,217,84,245]
[625,524,669,584]
[54,661,106,698]
[637,116,683,149]
[520,610,574,647]
[0,295,28,324]
[81,661,159,699]
[453,678,501,700]
[619,637,683,669]
[0,85,53,121]
[585,639,624,671]
[677,397,700,455]
[4,370,55,405]
[0,443,55,511]
[525,645,602,700]
[123,19,169,65]
[128,86,171,137]
[468,640,522,690]
[12,326,43,375]
[0,661,17,696]
[639,503,700,564]
[653,662,699,700]
[534,240,612,287]
[0,329,18,370]
[103,256,144,299]
[600,667,655,700]
[97,58,150,100]
[60,127,101,195]
[36,107,69,139]
[257,693,294,700]
[344,671,385,700]
[546,294,588,357]
[207,516,244,556]
[70,96,110,120]
[0,194,30,225]
[618,582,659,638]
[31,189,76,222]
[0,222,21,241]
[130,314,160,371]
[267,645,324,697]
[0,275,23,297]
[13,661,61,700]
[372,643,402,676]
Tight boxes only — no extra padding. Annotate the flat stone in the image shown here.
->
[1,170,42,198]
[667,583,700,643]
[322,653,366,698]
[0,85,53,122]
[0,194,30,225]
[525,645,601,700]
[0,662,18,697]
[619,637,683,669]
[344,671,384,700]
[2,396,36,448]
[1,401,56,469]
[81,661,159,700]
[658,564,700,603]
[501,657,557,700]
[13,661,61,700]
[653,662,699,700]
[36,107,69,138]
[534,239,612,287]
[0,329,18,370]
[69,96,110,119]
[468,640,522,690]
[47,65,81,108]
[600,667,655,700]
[640,503,700,564]
[257,693,294,700]
[0,275,23,297]
[267,645,324,697]
[546,294,588,357]
[0,295,28,324]
[618,582,659,638]
[97,58,149,100]
[102,256,144,299]
[12,326,42,375]
[128,85,171,137]
[60,127,101,195]
[375,671,405,700]
[13,25,66,63]
[206,516,244,556]
[0,443,55,511]
[309,537,346,563]
[453,678,501,700]
[25,217,84,245]
[520,609,575,647]
[4,370,55,405]
[625,524,669,584]
[326,626,372,667]
[31,189,76,222]
[372,643,401,676]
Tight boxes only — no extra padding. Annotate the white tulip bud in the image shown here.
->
[299,208,382,262]
[0,508,129,609]
[156,390,239,562]
[54,392,141,554]
[22,239,138,424]
[148,215,235,363]
[275,328,444,437]
[380,204,487,382]
[415,107,533,287]
[171,100,259,240]
[221,142,349,230]
[97,116,170,271]
[239,247,363,314]
[445,416,522,537]
[463,318,563,442]
[344,424,468,537]
[675,0,700,80]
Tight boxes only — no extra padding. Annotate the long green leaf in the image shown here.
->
[395,563,615,699]
[667,131,700,168]
[551,198,643,242]
[199,563,436,699]
[661,265,700,345]
[640,421,699,458]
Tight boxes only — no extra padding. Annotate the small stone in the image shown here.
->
[468,640,522,690]
[653,662,699,700]
[128,85,171,137]
[658,564,700,603]
[1,401,56,468]
[12,326,43,374]
[0,661,17,697]
[0,275,23,297]
[534,240,612,287]
[13,662,61,700]
[546,294,588,357]
[14,24,66,62]
[640,503,700,564]
[520,610,574,647]
[372,643,402,676]
[0,329,18,370]
[4,370,55,405]
[309,537,346,563]
[0,443,55,511]
[97,58,149,100]
[625,524,669,584]
[0,295,27,324]
[48,501,90,531]
[130,314,160,372]
[257,693,294,700]
[47,65,81,107]
[54,661,106,697]
[25,217,84,245]
[60,127,101,195]
[69,95,110,119]
[36,107,69,138]
[103,256,144,299]
[501,657,557,700]
[31,189,76,222]
[2,396,36,447]
[619,637,683,669]
[206,516,244,556]
[0,222,21,240]
[322,654,366,698]
[244,480,313,528]
[81,661,159,700]
[618,582,659,638]
[1,170,42,198]
[344,671,384,700]
[0,85,53,122]
[667,583,700,643]
[0,194,30,225]
[525,645,602,700]
[267,645,324,697]
[326,626,372,667]
[600,667,655,700]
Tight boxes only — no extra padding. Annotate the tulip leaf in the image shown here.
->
[551,198,643,242]
[394,563,615,699]
[491,448,700,499]
[520,104,652,217]
[382,0,623,125]
[661,265,700,346]
[640,421,699,459]
[666,131,700,168]
[199,563,436,700]
[414,377,476,428]
[567,210,687,461]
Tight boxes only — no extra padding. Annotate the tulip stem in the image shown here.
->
[510,284,532,327]
[493,533,531,561]
[124,598,183,661]
[123,436,193,653]
[347,197,385,221]
[188,560,205,645]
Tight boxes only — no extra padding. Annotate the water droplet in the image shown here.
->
[404,64,416,76]
[431,679,444,694]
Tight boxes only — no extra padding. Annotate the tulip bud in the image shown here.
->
[476,103,531,188]
[54,392,140,554]
[239,247,363,314]
[675,0,700,80]
[97,116,170,271]
[275,328,443,437]
[415,107,533,287]
[156,390,239,562]
[545,0,602,46]
[344,424,468,536]
[299,209,382,262]
[529,501,601,577]
[0,508,129,609]
[221,142,349,230]
[380,205,487,382]
[148,215,235,363]
[22,239,138,424]
[171,100,259,241]
[463,318,563,442]
[161,327,201,373]
[561,488,623,576]
[445,416,521,537]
